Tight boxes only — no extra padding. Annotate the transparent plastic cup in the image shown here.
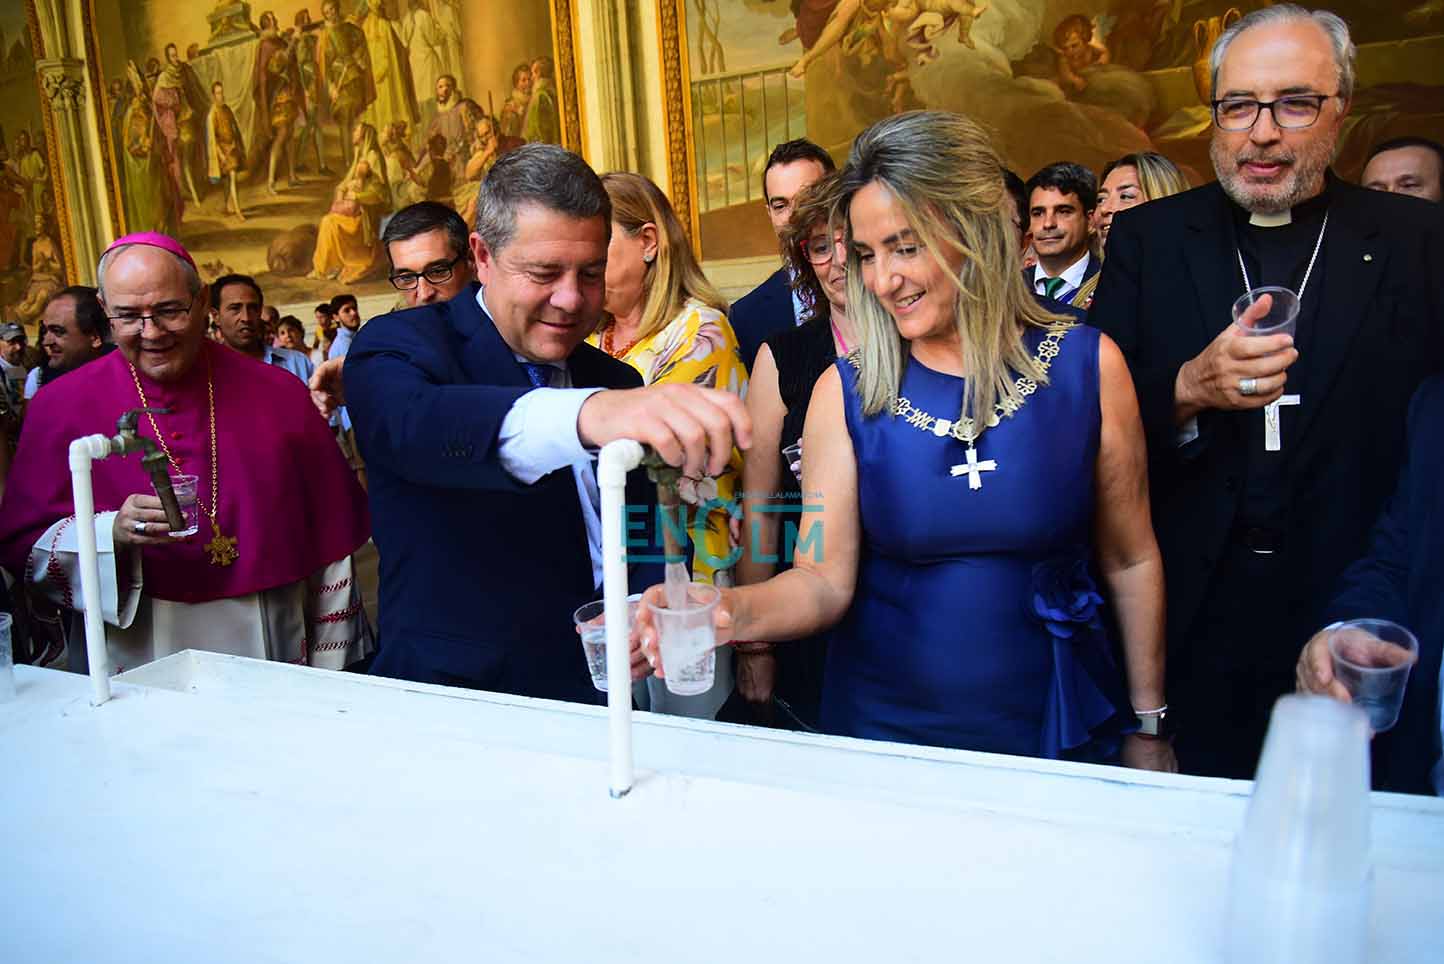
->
[781,442,803,484]
[1328,619,1418,732]
[1225,694,1372,964]
[158,473,200,538]
[0,612,15,702]
[647,582,720,696]
[572,594,641,693]
[1233,285,1301,338]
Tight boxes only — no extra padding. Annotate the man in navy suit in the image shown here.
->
[1024,162,1101,312]
[344,144,749,702]
[730,138,834,370]
[1296,375,1444,796]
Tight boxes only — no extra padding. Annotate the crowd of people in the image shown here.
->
[1,6,1440,795]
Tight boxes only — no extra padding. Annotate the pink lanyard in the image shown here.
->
[830,318,849,355]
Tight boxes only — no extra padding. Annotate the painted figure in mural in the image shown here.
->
[106,78,133,198]
[400,0,446,118]
[453,113,502,225]
[310,122,388,284]
[121,62,179,237]
[360,0,418,138]
[151,43,208,212]
[11,213,64,327]
[319,0,377,169]
[498,63,532,140]
[0,154,24,273]
[250,11,308,195]
[9,129,49,224]
[381,120,423,207]
[424,74,469,182]
[206,81,247,221]
[1053,14,1110,94]
[431,0,464,83]
[292,9,332,176]
[522,56,560,146]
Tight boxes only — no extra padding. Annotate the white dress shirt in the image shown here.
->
[1032,251,1092,301]
[486,289,606,588]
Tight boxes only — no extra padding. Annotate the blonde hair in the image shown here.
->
[839,110,1070,437]
[601,172,727,341]
[1102,151,1190,202]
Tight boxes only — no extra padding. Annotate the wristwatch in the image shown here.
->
[1135,705,1171,739]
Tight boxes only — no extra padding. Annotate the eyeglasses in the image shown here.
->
[803,235,845,266]
[1211,94,1340,132]
[108,293,198,332]
[389,253,464,290]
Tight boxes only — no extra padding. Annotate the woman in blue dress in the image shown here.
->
[644,111,1174,771]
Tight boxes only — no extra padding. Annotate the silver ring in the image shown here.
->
[132,520,147,534]
[1238,377,1258,396]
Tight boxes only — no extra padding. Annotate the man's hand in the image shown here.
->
[309,356,345,418]
[1174,296,1298,425]
[113,493,182,546]
[1296,628,1357,704]
[578,383,751,480]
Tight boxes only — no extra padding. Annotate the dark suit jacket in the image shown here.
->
[344,284,663,703]
[1024,253,1101,309]
[1324,375,1444,795]
[1090,180,1444,656]
[731,267,795,371]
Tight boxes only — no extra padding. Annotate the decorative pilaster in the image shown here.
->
[36,57,107,281]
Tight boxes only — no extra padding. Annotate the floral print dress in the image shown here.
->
[588,299,748,585]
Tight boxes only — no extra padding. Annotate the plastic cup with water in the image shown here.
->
[1327,618,1418,732]
[158,473,200,538]
[1232,285,1301,338]
[572,594,641,693]
[781,442,803,484]
[647,582,720,696]
[1226,694,1373,964]
[0,612,15,702]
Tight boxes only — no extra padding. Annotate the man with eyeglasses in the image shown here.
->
[0,232,373,680]
[1091,5,1444,782]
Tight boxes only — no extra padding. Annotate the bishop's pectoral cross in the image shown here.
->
[1263,394,1301,452]
[205,524,239,567]
[949,445,997,491]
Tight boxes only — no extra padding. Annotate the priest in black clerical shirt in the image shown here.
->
[1090,6,1444,785]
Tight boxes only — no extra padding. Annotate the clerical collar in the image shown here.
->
[1234,171,1336,229]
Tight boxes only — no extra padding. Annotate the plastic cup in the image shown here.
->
[647,582,720,696]
[1232,285,1301,338]
[781,442,802,484]
[157,473,200,538]
[1327,619,1418,732]
[0,612,15,702]
[1226,694,1372,964]
[572,594,641,692]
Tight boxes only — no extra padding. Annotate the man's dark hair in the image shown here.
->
[330,293,358,313]
[473,143,610,251]
[210,273,263,310]
[278,314,306,335]
[762,139,836,200]
[1366,136,1444,169]
[1025,162,1098,213]
[1002,169,1028,227]
[49,285,111,341]
[314,302,335,316]
[381,201,469,265]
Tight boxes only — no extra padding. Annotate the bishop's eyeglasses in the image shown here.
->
[389,253,464,291]
[1211,93,1340,132]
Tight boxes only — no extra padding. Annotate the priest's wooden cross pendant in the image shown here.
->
[949,445,997,491]
[1264,394,1301,452]
[205,525,239,567]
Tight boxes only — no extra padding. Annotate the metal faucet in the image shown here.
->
[112,409,186,532]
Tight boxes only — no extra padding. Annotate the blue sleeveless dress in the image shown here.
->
[822,324,1134,760]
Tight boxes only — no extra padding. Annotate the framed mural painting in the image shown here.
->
[1,2,70,335]
[667,0,1444,263]
[83,0,584,304]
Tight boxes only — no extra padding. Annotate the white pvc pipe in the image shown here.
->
[68,435,114,706]
[597,439,645,798]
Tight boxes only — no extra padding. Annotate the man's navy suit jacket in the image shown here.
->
[344,284,664,703]
[1325,375,1444,795]
[731,267,794,371]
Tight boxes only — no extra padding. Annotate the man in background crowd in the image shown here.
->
[1025,161,1100,310]
[210,274,314,385]
[1361,136,1443,202]
[30,287,115,397]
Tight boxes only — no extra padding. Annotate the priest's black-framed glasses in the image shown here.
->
[1211,93,1341,132]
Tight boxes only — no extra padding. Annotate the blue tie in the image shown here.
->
[521,363,552,388]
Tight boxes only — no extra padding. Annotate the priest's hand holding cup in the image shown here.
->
[308,357,345,419]
[113,493,183,546]
[1173,298,1297,423]
[1296,629,1354,704]
[577,383,752,480]
[634,581,736,679]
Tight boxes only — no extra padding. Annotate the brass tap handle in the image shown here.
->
[115,407,170,436]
